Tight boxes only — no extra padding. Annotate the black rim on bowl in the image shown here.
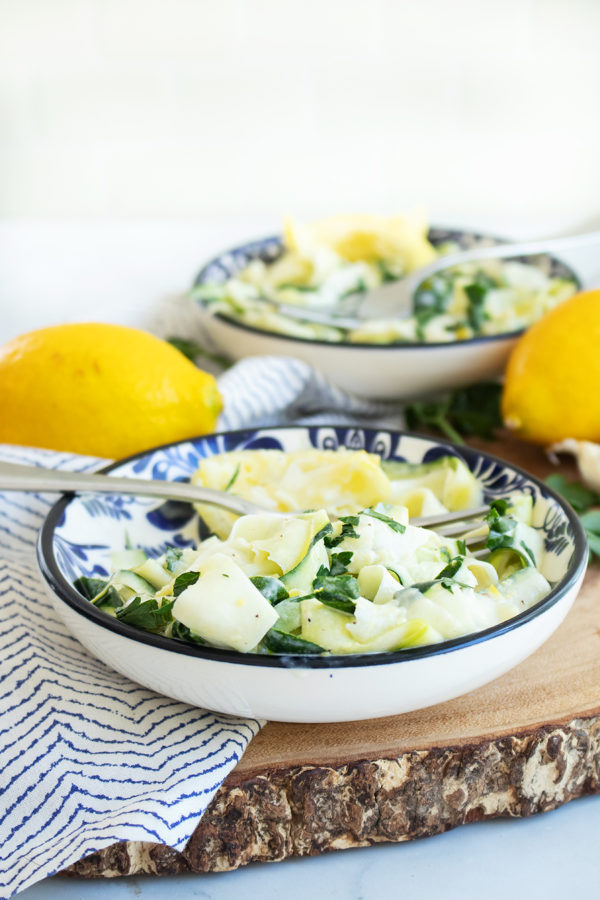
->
[37,426,589,670]
[192,229,582,351]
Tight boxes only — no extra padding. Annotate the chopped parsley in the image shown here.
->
[262,628,324,655]
[464,273,494,332]
[116,597,174,630]
[328,551,354,576]
[325,515,360,548]
[310,522,334,547]
[171,621,207,644]
[362,508,406,533]
[411,576,469,594]
[173,571,200,597]
[225,464,240,491]
[250,576,289,604]
[74,576,122,609]
[164,547,184,573]
[310,572,360,614]
[435,557,464,580]
[485,501,535,565]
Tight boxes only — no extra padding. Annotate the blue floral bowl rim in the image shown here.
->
[192,229,582,351]
[37,426,589,670]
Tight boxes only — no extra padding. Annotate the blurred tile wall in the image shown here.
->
[1,0,599,229]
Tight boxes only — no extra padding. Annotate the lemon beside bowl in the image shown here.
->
[0,323,222,458]
[503,288,600,445]
[193,228,580,400]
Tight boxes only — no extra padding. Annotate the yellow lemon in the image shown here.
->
[0,323,222,458]
[283,212,436,270]
[502,289,600,444]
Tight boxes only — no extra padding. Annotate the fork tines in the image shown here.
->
[410,504,491,557]
[410,504,490,529]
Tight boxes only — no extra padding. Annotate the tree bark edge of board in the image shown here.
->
[62,713,600,880]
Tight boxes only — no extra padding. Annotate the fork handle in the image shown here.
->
[405,229,600,295]
[0,461,262,517]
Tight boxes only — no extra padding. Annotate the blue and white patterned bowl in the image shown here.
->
[193,229,580,400]
[38,426,587,723]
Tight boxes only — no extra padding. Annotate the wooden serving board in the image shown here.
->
[65,438,600,881]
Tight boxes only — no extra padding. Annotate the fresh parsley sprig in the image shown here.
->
[167,337,230,370]
[581,511,600,558]
[545,474,600,559]
[545,474,600,512]
[405,382,503,445]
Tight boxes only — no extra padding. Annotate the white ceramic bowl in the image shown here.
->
[38,426,587,723]
[193,229,579,400]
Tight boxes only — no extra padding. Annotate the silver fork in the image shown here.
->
[0,461,490,551]
[0,461,266,518]
[415,505,491,557]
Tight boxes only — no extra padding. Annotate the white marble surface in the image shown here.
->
[3,219,600,898]
[19,795,600,898]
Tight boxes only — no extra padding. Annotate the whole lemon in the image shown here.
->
[502,289,600,444]
[0,323,222,458]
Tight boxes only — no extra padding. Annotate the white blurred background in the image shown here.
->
[1,0,600,340]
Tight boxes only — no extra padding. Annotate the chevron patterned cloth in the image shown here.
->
[0,444,262,899]
[0,355,404,898]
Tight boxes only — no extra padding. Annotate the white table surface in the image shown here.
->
[3,220,600,898]
[17,795,600,899]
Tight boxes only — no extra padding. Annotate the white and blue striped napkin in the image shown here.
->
[0,445,262,899]
[0,355,404,898]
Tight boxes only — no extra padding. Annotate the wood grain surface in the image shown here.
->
[64,437,600,880]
